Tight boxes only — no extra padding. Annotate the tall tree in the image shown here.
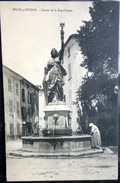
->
[77,2,119,145]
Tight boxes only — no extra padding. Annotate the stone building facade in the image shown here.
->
[62,34,86,132]
[3,65,39,140]
[21,78,39,136]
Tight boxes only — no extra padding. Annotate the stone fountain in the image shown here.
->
[21,48,92,154]
[9,24,103,158]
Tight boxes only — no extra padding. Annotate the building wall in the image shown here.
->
[63,36,86,132]
[3,66,22,140]
[3,65,39,139]
[21,79,39,135]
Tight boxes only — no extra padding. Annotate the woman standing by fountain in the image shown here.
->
[89,123,102,148]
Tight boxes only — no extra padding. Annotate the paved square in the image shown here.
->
[6,140,118,181]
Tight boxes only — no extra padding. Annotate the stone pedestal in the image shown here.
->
[42,102,72,136]
[21,103,92,155]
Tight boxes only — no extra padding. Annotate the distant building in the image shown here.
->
[21,78,39,136]
[3,65,39,140]
[62,34,86,132]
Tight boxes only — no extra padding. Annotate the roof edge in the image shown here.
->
[3,65,39,91]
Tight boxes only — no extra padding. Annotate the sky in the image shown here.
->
[1,1,92,85]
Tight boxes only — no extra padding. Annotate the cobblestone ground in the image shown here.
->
[6,140,118,181]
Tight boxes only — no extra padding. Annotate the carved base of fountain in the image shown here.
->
[42,128,72,136]
[21,135,91,152]
[43,102,72,136]
[21,103,92,154]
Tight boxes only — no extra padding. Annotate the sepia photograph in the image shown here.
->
[0,1,119,181]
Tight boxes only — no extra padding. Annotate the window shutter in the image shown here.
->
[22,89,25,102]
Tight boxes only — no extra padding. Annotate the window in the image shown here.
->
[8,78,12,92]
[68,63,72,79]
[16,102,20,115]
[28,108,31,119]
[21,107,27,120]
[28,92,31,104]
[22,88,25,102]
[28,108,30,116]
[10,123,14,136]
[9,100,13,113]
[68,47,71,58]
[16,83,19,95]
[17,123,21,136]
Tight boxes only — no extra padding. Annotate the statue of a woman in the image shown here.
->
[43,48,67,104]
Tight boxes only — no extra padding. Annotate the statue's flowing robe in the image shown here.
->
[43,57,67,104]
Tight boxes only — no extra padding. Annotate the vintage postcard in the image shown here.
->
[0,1,119,181]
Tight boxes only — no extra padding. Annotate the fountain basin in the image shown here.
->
[21,135,91,153]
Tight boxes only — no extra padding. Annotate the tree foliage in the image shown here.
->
[77,2,119,145]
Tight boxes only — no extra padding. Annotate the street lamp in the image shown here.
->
[60,22,65,62]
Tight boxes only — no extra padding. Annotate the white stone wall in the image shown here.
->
[3,65,40,139]
[3,66,22,139]
[63,37,86,132]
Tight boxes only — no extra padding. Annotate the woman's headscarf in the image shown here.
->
[89,123,94,127]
